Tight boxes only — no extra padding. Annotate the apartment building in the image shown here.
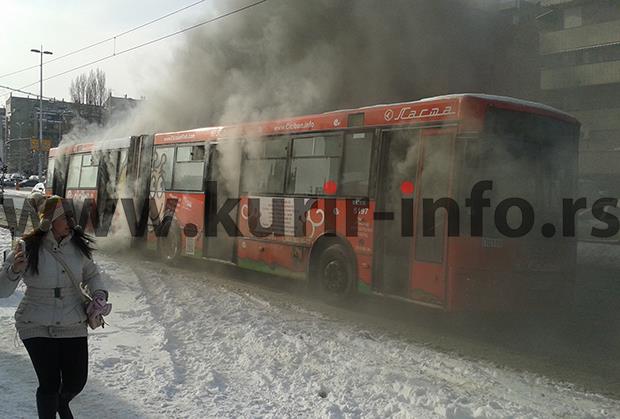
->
[538,0,620,193]
[3,95,103,174]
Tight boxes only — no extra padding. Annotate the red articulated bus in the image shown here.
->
[49,94,580,311]
[47,136,153,228]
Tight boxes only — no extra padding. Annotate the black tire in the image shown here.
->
[316,244,356,301]
[157,222,181,264]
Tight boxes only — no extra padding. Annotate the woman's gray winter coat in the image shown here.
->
[0,232,106,339]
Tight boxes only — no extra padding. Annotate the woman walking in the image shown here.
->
[0,195,111,419]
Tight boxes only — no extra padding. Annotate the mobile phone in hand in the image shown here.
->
[17,239,25,255]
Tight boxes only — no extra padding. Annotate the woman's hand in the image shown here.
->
[11,247,27,274]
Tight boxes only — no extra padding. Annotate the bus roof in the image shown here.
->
[48,137,132,156]
[154,94,579,145]
[351,94,577,123]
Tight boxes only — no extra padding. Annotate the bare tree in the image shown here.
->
[70,73,87,104]
[70,68,110,106]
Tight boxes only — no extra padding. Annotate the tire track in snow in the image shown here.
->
[128,259,620,418]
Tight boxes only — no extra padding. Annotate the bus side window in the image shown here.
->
[340,132,373,196]
[66,155,82,188]
[79,153,98,188]
[241,136,288,194]
[152,147,174,192]
[287,134,342,195]
[172,145,205,191]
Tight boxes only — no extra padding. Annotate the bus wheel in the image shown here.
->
[158,223,181,264]
[317,244,355,300]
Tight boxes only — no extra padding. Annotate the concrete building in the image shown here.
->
[103,93,141,123]
[537,0,620,193]
[3,95,103,174]
[468,0,543,102]
[475,0,542,22]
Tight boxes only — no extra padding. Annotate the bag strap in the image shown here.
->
[42,247,91,303]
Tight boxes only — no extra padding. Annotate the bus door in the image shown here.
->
[48,155,68,197]
[410,132,454,307]
[129,135,154,205]
[126,135,153,234]
[373,128,421,297]
[204,142,241,263]
[96,150,120,224]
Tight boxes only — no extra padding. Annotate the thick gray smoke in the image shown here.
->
[80,0,532,138]
[60,0,534,246]
[52,1,620,387]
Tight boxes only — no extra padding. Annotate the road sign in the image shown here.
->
[30,138,52,152]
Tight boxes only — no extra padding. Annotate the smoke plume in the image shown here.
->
[75,0,532,139]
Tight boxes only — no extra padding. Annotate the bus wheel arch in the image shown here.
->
[308,234,358,300]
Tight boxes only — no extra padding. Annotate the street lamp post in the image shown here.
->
[30,46,52,177]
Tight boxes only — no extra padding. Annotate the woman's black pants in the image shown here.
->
[22,337,88,419]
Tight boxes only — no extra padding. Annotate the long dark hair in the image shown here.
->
[22,227,96,275]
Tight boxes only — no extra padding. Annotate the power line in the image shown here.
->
[0,64,39,81]
[1,0,268,101]
[0,84,51,99]
[0,0,209,81]
[116,0,209,39]
[17,0,269,90]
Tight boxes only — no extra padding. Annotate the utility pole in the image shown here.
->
[1,112,7,164]
[30,45,52,177]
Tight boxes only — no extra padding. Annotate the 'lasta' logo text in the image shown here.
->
[384,105,455,122]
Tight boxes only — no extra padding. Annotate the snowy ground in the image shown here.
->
[0,229,619,418]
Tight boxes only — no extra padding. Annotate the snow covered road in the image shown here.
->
[1,228,619,418]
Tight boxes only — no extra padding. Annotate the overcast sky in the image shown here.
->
[0,0,217,103]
